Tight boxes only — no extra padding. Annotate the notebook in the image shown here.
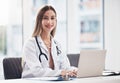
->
[77,50,106,78]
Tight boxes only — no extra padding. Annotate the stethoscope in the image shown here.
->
[35,36,61,63]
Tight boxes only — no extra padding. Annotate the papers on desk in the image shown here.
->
[34,77,61,81]
[26,77,59,81]
[103,70,120,76]
[26,76,75,81]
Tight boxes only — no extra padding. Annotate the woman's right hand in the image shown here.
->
[61,70,68,76]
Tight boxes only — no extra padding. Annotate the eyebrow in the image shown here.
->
[43,15,56,17]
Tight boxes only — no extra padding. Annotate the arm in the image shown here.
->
[56,42,78,77]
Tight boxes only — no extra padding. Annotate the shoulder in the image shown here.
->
[24,37,36,44]
[23,37,36,48]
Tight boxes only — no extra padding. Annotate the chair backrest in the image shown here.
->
[67,54,80,67]
[3,57,22,79]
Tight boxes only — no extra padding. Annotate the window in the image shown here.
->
[0,0,22,57]
[67,0,104,53]
[79,0,104,49]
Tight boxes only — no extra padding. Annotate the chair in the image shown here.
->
[3,57,22,79]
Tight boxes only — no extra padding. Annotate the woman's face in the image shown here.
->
[42,10,56,34]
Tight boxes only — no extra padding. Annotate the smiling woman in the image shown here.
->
[21,5,77,78]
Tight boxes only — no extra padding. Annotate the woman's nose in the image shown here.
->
[47,19,52,23]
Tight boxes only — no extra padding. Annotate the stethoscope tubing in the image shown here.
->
[35,36,48,62]
[35,36,61,63]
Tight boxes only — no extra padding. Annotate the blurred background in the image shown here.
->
[0,0,120,79]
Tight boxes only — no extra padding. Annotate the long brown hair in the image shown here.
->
[32,5,57,37]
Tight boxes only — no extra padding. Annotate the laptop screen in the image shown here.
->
[77,50,106,78]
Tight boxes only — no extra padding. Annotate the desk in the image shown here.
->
[1,76,120,83]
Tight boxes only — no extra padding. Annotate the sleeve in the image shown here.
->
[56,41,78,71]
[22,38,62,78]
[55,42,73,70]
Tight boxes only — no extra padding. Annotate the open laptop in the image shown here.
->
[77,49,106,78]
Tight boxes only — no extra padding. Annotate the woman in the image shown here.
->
[22,5,77,78]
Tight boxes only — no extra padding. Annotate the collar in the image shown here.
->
[36,35,55,52]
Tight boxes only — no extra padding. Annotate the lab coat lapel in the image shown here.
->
[51,38,58,69]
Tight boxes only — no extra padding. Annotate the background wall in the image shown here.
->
[105,0,120,71]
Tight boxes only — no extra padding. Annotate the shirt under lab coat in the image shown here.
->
[22,36,76,78]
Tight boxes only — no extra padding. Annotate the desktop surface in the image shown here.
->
[1,76,120,83]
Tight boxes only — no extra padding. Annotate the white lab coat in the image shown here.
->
[22,36,75,78]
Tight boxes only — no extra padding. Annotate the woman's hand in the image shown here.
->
[68,70,77,77]
[60,70,68,76]
[61,70,77,77]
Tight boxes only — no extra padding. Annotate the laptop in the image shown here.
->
[77,49,106,78]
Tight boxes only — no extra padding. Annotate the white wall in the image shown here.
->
[67,0,80,54]
[105,0,120,71]
[22,0,33,42]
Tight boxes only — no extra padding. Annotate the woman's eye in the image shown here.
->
[51,17,56,20]
[51,17,55,20]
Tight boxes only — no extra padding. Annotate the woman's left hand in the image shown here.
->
[67,70,77,77]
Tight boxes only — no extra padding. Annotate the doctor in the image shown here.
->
[22,5,77,78]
